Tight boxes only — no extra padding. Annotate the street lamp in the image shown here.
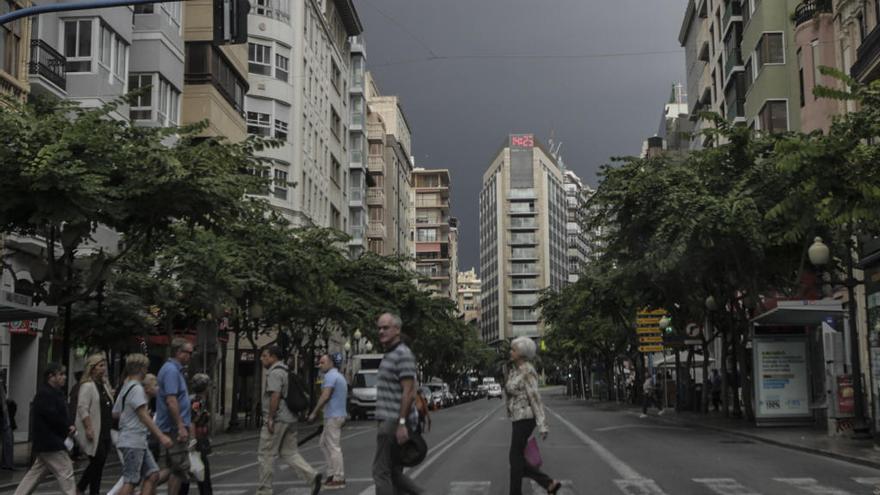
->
[365,341,373,352]
[809,236,871,438]
[705,296,718,312]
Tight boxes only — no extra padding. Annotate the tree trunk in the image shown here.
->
[721,327,730,417]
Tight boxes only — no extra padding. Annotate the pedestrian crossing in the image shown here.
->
[26,476,880,494]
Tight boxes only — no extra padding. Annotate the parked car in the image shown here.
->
[487,383,503,399]
[349,369,378,420]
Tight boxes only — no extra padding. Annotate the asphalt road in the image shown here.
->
[25,388,880,494]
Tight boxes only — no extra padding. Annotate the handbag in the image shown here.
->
[524,436,543,468]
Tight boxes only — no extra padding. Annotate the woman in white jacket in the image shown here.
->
[75,353,115,495]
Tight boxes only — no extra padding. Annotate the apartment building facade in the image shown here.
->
[364,72,414,257]
[244,0,362,228]
[348,34,367,256]
[457,268,481,329]
[1,0,29,99]
[479,134,567,345]
[413,168,456,299]
[563,170,591,284]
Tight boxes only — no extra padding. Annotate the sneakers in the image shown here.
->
[658,409,665,416]
[639,413,648,418]
[312,473,323,495]
[323,477,347,490]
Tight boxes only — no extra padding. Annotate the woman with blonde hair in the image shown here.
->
[505,337,560,495]
[75,352,115,495]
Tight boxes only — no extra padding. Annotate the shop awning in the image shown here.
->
[0,301,57,323]
[751,299,844,327]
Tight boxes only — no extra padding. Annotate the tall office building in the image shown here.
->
[348,34,367,256]
[245,0,363,228]
[563,170,591,284]
[413,168,456,299]
[364,71,414,257]
[479,134,567,345]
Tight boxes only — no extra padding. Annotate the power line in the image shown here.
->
[370,49,684,68]
[362,0,440,59]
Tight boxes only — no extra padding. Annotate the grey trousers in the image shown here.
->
[372,420,424,495]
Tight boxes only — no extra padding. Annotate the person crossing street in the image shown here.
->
[308,353,348,490]
[257,345,322,495]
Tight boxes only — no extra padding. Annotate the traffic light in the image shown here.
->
[214,0,250,45]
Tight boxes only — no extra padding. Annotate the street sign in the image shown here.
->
[638,308,668,316]
[639,335,663,343]
[637,327,662,334]
[636,316,663,325]
[639,345,664,353]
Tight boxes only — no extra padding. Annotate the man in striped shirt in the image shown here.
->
[372,313,424,495]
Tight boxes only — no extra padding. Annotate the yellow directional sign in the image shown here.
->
[638,308,668,316]
[638,345,664,353]
[636,327,662,335]
[639,335,663,343]
[636,317,662,325]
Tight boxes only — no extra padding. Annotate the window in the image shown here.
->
[797,49,805,107]
[157,77,180,125]
[160,2,181,24]
[744,57,753,93]
[129,73,153,120]
[99,23,111,67]
[511,293,537,306]
[185,42,247,114]
[247,112,271,136]
[248,42,271,75]
[330,106,341,139]
[810,39,821,99]
[134,3,153,13]
[114,35,127,80]
[758,100,788,133]
[512,309,536,322]
[417,229,438,242]
[273,168,288,200]
[369,206,383,221]
[330,59,341,92]
[275,53,289,81]
[0,0,22,77]
[274,119,288,140]
[63,19,93,72]
[756,32,784,67]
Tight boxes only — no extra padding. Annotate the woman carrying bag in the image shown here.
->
[505,337,561,495]
[75,353,115,495]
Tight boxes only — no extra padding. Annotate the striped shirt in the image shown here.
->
[375,341,418,421]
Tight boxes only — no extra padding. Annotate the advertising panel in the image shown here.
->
[754,338,810,420]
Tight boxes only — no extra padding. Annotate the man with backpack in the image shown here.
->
[257,345,322,495]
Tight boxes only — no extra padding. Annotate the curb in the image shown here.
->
[637,410,880,471]
[0,432,260,492]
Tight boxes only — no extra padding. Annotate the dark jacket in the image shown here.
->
[31,384,72,453]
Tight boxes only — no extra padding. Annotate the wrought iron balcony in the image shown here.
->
[852,23,880,82]
[793,0,832,27]
[28,39,66,91]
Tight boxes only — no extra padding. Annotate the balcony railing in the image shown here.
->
[722,0,742,31]
[367,188,385,205]
[367,222,385,238]
[793,0,832,27]
[852,23,880,82]
[29,40,67,90]
[725,47,743,81]
[367,156,384,173]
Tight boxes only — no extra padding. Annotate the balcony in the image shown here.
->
[28,40,67,92]
[509,207,538,216]
[722,0,742,35]
[416,199,449,209]
[852,23,880,83]
[350,225,364,241]
[509,235,538,246]
[367,156,384,173]
[367,122,385,139]
[367,222,385,238]
[793,0,832,27]
[724,47,743,84]
[366,188,385,206]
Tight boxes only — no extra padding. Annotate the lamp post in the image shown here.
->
[353,329,362,355]
[809,236,871,438]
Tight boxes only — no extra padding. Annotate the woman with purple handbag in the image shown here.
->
[505,337,561,495]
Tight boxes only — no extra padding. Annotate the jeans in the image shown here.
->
[642,393,662,414]
[372,420,423,495]
[0,415,13,468]
[77,432,110,494]
[509,419,552,495]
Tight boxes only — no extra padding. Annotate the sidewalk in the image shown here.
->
[0,427,262,492]
[584,398,880,470]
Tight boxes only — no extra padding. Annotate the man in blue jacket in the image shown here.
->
[15,362,76,495]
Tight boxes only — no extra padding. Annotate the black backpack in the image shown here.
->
[283,366,310,413]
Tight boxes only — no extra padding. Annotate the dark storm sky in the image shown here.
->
[356,0,688,272]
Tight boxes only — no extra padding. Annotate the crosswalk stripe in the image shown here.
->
[693,478,761,495]
[449,481,492,494]
[615,478,669,495]
[278,489,313,495]
[853,477,880,486]
[774,478,853,495]
[529,479,575,494]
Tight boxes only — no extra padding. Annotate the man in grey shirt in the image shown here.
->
[113,354,172,495]
[257,345,321,495]
[372,313,423,495]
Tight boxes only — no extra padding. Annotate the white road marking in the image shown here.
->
[529,479,575,494]
[693,478,761,495]
[358,403,505,495]
[774,478,853,494]
[614,479,669,495]
[449,481,492,494]
[212,478,373,487]
[546,407,645,481]
[594,425,688,432]
[854,477,880,486]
